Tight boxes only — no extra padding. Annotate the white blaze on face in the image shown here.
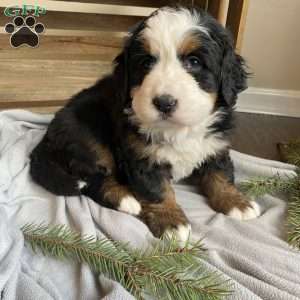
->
[131,8,214,127]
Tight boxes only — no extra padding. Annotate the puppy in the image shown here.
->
[30,7,260,242]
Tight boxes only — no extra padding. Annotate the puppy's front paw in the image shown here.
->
[118,195,141,216]
[140,203,191,245]
[165,223,192,246]
[227,201,260,220]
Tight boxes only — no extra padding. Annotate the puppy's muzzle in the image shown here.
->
[152,94,177,115]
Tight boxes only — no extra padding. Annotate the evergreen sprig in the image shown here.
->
[286,190,300,248]
[22,223,231,300]
[278,139,300,167]
[239,138,300,249]
[239,173,298,198]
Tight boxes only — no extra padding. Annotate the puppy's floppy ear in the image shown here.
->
[113,48,129,105]
[219,41,248,106]
[112,20,145,106]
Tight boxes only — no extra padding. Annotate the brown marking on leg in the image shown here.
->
[89,142,115,175]
[200,171,252,214]
[139,180,189,238]
[101,176,133,209]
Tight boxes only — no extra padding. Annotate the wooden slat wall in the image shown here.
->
[0,0,247,113]
[0,33,120,109]
[0,2,146,111]
[0,1,156,16]
[0,11,142,34]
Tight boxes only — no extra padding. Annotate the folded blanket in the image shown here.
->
[0,109,299,300]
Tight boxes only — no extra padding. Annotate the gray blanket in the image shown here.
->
[0,109,300,300]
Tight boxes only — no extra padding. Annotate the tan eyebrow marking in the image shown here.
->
[139,35,151,54]
[178,33,201,55]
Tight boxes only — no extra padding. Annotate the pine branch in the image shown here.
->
[22,223,231,300]
[239,173,298,198]
[286,192,300,248]
[277,139,300,248]
[239,171,300,249]
[240,138,300,250]
[278,139,300,167]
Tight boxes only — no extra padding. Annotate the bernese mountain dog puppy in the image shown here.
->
[30,7,260,243]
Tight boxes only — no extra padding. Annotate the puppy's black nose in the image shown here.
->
[152,95,177,114]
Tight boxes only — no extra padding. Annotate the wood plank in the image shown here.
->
[195,0,229,25]
[0,100,67,109]
[0,59,110,104]
[52,0,205,8]
[53,0,170,6]
[0,1,157,16]
[194,0,248,51]
[226,0,249,53]
[216,0,229,26]
[205,0,220,19]
[0,10,142,34]
[191,0,208,9]
[32,29,126,37]
[0,35,121,59]
[0,33,120,108]
[0,59,111,79]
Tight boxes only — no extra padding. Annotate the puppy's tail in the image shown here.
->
[30,146,80,196]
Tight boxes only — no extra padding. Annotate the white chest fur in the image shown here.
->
[148,132,228,181]
[141,113,229,181]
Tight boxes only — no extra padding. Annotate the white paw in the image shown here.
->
[228,201,261,220]
[118,196,141,216]
[165,224,192,246]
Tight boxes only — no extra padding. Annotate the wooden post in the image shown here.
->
[217,0,229,26]
[194,0,249,52]
[226,0,249,53]
[195,0,229,26]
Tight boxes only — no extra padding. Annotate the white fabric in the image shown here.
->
[0,110,299,300]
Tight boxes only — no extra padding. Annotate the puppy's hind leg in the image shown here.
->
[30,140,80,196]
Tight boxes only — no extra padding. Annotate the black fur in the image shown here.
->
[116,144,172,202]
[194,151,235,184]
[30,135,80,195]
[30,7,248,206]
[30,76,122,196]
[196,10,248,106]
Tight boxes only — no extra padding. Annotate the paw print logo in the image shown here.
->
[4,16,45,48]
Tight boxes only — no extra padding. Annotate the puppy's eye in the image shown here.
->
[141,56,156,70]
[183,56,202,71]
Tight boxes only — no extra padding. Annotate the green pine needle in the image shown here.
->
[22,223,231,300]
[278,139,300,168]
[239,173,298,198]
[239,138,300,250]
[239,171,300,249]
[286,190,300,248]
